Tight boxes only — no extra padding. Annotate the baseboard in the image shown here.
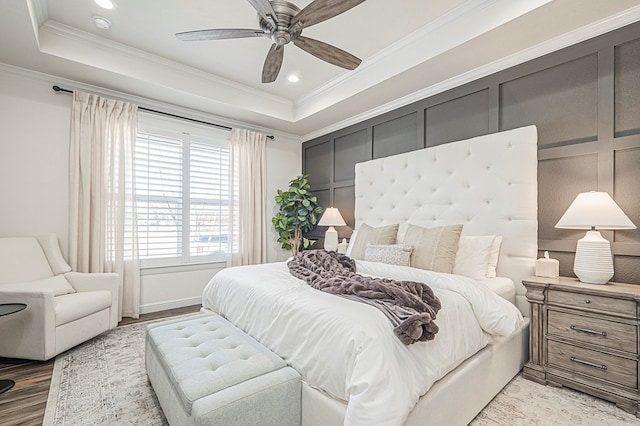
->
[139,297,202,314]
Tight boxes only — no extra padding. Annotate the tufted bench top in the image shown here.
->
[146,313,287,416]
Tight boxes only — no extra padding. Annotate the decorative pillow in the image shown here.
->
[0,274,75,296]
[402,224,463,273]
[345,230,358,257]
[348,223,399,260]
[453,235,496,279]
[486,236,503,278]
[364,244,412,267]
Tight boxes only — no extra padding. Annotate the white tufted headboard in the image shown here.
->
[354,125,538,315]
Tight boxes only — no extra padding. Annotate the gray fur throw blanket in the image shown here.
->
[287,250,441,344]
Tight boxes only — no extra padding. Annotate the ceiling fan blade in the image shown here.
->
[262,44,285,83]
[290,0,367,29]
[293,36,361,70]
[176,29,266,41]
[246,0,278,30]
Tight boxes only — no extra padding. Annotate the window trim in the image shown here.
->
[136,112,232,268]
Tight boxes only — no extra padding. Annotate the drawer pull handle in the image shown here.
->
[584,299,591,304]
[570,356,607,370]
[570,325,607,337]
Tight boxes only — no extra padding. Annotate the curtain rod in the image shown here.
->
[52,85,275,140]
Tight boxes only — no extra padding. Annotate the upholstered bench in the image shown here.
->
[145,313,301,426]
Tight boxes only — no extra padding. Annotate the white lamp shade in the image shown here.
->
[555,191,636,230]
[318,207,346,227]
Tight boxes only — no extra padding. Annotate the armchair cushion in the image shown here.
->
[0,237,53,284]
[54,291,112,326]
[37,234,72,275]
[1,275,76,297]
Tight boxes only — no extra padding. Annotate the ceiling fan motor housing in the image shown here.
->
[260,1,301,45]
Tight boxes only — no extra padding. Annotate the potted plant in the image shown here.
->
[272,175,323,256]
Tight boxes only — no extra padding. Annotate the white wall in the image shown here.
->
[0,66,301,314]
[0,69,70,243]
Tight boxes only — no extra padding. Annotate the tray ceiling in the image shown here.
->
[1,0,639,139]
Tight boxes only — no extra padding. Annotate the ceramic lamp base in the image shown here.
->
[574,230,614,285]
[323,227,338,252]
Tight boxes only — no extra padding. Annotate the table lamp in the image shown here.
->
[318,207,346,251]
[555,191,636,284]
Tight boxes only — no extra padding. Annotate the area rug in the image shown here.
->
[44,319,639,426]
[42,319,174,426]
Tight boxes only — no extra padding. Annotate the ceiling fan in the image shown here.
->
[176,0,366,83]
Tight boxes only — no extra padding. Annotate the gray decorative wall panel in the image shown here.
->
[614,38,640,138]
[499,55,598,147]
[311,189,331,214]
[334,185,355,235]
[614,147,640,243]
[304,141,331,186]
[614,256,640,284]
[538,155,598,242]
[425,89,490,147]
[302,21,640,284]
[372,113,418,159]
[334,130,368,183]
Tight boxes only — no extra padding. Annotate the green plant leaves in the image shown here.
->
[272,174,323,256]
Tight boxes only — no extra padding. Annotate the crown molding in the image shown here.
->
[295,0,494,107]
[0,62,301,142]
[26,0,48,45]
[36,20,296,121]
[40,21,287,103]
[293,0,552,121]
[301,4,640,142]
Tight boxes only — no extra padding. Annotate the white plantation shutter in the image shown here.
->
[135,115,234,266]
[135,134,183,259]
[189,142,231,257]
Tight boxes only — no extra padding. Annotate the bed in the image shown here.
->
[202,125,538,425]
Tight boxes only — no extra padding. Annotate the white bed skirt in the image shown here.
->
[301,319,529,426]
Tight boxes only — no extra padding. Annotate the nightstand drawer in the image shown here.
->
[548,289,636,317]
[548,340,638,389]
[548,310,637,354]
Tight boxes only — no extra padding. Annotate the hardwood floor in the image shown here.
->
[0,305,201,426]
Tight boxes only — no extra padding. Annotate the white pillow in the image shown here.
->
[0,275,76,296]
[345,230,357,257]
[364,244,412,267]
[486,236,503,278]
[453,236,496,279]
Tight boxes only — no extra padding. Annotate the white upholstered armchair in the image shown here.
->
[0,234,119,361]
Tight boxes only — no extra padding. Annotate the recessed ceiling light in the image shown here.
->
[94,0,116,9]
[288,74,300,83]
[93,16,112,30]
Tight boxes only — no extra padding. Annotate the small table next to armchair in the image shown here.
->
[0,303,27,395]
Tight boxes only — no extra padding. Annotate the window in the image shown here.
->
[134,114,236,266]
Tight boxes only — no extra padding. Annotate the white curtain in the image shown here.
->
[68,91,140,319]
[229,128,267,266]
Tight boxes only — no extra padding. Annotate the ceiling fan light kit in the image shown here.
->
[176,0,366,83]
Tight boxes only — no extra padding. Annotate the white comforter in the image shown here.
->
[202,260,524,425]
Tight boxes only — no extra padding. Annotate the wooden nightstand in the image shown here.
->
[523,276,640,416]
